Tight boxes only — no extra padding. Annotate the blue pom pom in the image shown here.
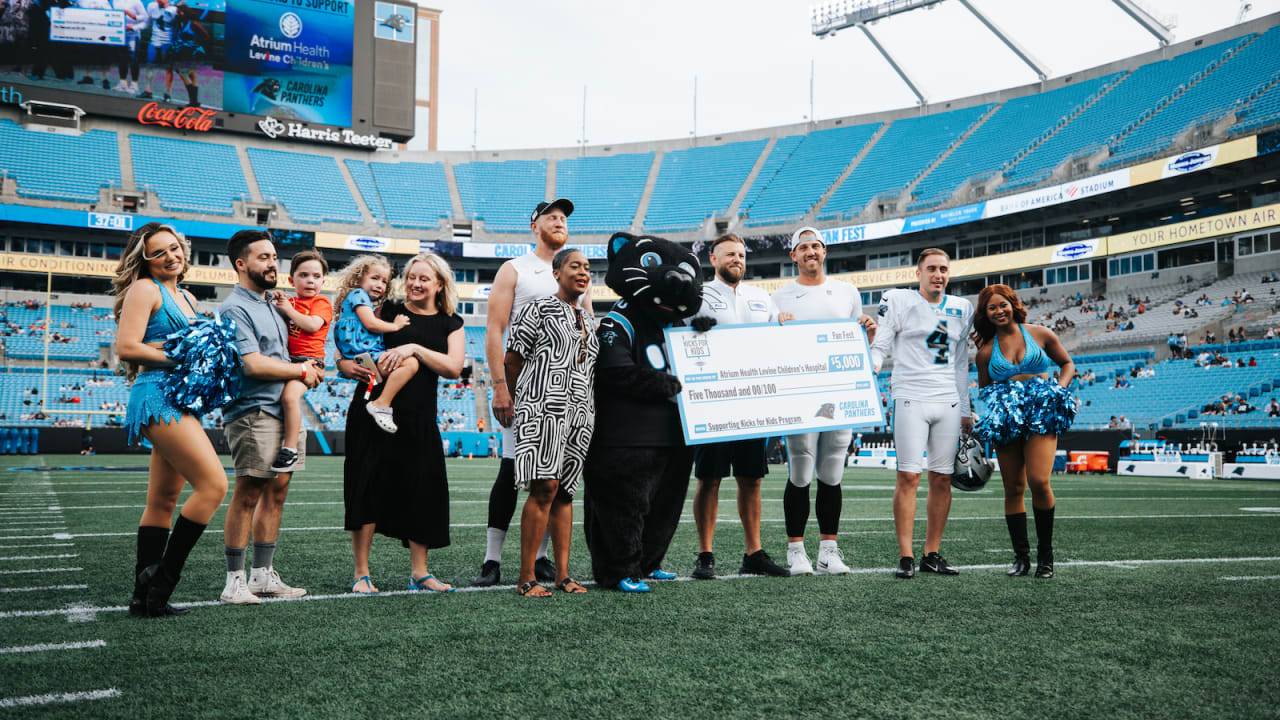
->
[976,377,1077,446]
[1024,376,1077,436]
[161,312,242,415]
[976,381,1027,446]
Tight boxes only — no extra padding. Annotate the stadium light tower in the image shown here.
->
[811,0,1051,101]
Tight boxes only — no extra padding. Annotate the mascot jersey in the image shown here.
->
[594,300,684,447]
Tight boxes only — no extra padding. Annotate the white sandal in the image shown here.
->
[366,403,398,433]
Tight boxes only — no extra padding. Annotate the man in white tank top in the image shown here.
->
[473,199,593,587]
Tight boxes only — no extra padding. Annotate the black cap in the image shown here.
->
[531,198,574,222]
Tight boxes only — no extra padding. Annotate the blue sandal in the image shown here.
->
[350,576,378,595]
[408,574,455,593]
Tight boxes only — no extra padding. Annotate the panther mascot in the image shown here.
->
[582,232,711,591]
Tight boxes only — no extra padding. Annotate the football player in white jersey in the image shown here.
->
[870,248,974,579]
[688,234,793,580]
[771,227,876,576]
[474,199,592,587]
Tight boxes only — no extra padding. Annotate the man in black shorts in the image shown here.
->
[689,234,790,579]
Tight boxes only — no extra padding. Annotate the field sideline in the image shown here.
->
[2,455,1278,719]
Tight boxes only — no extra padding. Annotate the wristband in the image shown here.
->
[299,364,307,381]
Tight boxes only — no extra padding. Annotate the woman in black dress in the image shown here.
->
[338,253,465,594]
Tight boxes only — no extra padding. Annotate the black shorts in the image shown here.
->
[694,438,768,480]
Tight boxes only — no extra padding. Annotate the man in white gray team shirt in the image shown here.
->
[688,233,793,580]
[770,226,876,577]
[473,198,592,587]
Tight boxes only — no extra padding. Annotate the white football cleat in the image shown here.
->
[815,545,851,575]
[787,546,814,576]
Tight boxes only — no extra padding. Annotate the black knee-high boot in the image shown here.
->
[130,526,169,616]
[141,514,206,617]
[1005,512,1030,576]
[1033,505,1055,578]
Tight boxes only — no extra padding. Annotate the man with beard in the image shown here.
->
[473,199,593,587]
[217,230,323,605]
[688,234,792,580]
[771,227,876,576]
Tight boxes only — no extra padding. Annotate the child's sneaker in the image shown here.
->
[366,403,398,433]
[269,447,299,473]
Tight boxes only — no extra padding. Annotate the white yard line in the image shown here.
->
[1221,574,1280,581]
[0,689,120,708]
[0,555,1277,619]
[0,554,78,561]
[0,584,88,593]
[0,640,105,654]
[0,567,82,575]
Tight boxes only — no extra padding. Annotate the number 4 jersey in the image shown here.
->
[869,288,974,407]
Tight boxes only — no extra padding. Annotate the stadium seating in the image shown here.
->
[820,105,993,221]
[554,152,653,233]
[737,134,806,213]
[0,120,120,203]
[1004,37,1247,187]
[343,159,386,223]
[131,134,249,215]
[743,124,882,226]
[644,140,767,232]
[454,160,547,233]
[1102,28,1280,166]
[366,161,453,230]
[1231,70,1280,136]
[246,148,362,224]
[910,76,1118,209]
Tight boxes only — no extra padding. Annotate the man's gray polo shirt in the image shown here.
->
[220,283,290,423]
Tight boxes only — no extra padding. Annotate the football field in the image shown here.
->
[1,455,1278,719]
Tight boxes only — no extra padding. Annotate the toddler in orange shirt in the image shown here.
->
[269,249,331,473]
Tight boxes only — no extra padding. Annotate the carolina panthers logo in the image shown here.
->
[601,330,618,346]
[878,302,888,317]
[815,403,835,419]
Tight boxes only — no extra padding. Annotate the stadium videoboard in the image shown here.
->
[0,0,417,148]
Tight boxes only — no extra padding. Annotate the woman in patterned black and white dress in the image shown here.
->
[505,248,599,597]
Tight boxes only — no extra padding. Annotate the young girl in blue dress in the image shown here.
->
[332,254,415,433]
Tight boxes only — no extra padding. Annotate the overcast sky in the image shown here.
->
[418,0,1280,152]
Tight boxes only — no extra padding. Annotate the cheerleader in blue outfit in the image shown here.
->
[113,222,229,616]
[972,284,1076,579]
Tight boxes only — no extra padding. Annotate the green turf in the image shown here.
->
[1,455,1278,718]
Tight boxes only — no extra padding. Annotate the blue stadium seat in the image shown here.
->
[366,161,453,230]
[247,148,362,224]
[742,125,880,226]
[555,152,653,234]
[455,160,546,233]
[645,140,767,232]
[131,134,248,215]
[0,120,120,203]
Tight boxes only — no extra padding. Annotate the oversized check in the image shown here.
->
[50,8,126,46]
[664,319,884,445]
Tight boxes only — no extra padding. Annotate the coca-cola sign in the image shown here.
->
[136,102,217,132]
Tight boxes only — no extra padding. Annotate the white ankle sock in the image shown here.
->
[788,540,805,554]
[819,539,837,552]
[484,528,506,563]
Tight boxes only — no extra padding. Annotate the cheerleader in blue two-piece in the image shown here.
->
[114,222,231,617]
[973,284,1076,580]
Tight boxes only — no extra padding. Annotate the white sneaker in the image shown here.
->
[112,81,129,92]
[815,545,851,575]
[787,546,814,576]
[219,570,261,605]
[128,80,138,94]
[248,566,307,598]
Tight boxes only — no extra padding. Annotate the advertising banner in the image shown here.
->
[1105,202,1280,255]
[1127,137,1257,186]
[223,0,355,126]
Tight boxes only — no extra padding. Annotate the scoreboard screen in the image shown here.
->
[0,0,417,147]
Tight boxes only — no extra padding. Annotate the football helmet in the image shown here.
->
[952,433,993,491]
